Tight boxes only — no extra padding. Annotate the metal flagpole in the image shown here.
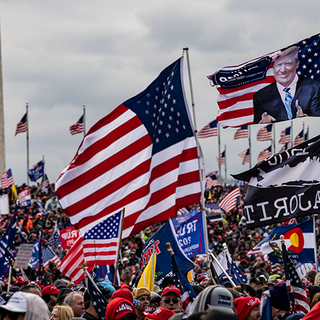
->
[248,125,252,168]
[224,142,227,186]
[272,124,276,154]
[218,125,221,182]
[290,120,293,148]
[26,102,29,186]
[183,48,205,209]
[313,216,318,271]
[83,104,86,137]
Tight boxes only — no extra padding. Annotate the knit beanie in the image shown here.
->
[269,283,290,311]
[234,296,261,320]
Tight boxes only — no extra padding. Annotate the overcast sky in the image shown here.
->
[1,0,320,185]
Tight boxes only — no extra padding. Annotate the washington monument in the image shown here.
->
[0,24,5,174]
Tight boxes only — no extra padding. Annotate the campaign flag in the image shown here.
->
[239,148,250,165]
[198,120,218,138]
[48,231,61,250]
[293,129,304,146]
[205,202,222,221]
[207,33,320,128]
[280,143,289,152]
[29,239,42,269]
[259,219,315,264]
[140,219,195,287]
[172,210,207,258]
[257,146,272,162]
[60,211,123,283]
[232,135,320,228]
[1,169,14,189]
[282,241,310,314]
[137,248,157,291]
[40,174,50,193]
[18,189,31,207]
[42,246,61,270]
[219,187,240,212]
[171,254,196,312]
[85,277,108,319]
[0,207,18,280]
[56,57,202,238]
[278,127,291,144]
[69,115,84,136]
[216,150,226,165]
[234,125,248,140]
[257,124,273,141]
[27,161,45,182]
[205,173,221,190]
[59,226,80,249]
[15,113,27,136]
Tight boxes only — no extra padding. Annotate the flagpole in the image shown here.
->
[150,245,156,291]
[26,102,29,186]
[183,48,205,209]
[290,120,293,148]
[272,123,276,154]
[113,208,125,285]
[218,125,221,182]
[248,125,252,168]
[7,266,12,291]
[83,104,86,137]
[224,142,227,187]
[313,216,318,271]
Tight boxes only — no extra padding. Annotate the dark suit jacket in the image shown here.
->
[253,77,320,123]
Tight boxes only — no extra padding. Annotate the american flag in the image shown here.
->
[1,169,14,189]
[234,125,248,140]
[207,33,320,128]
[257,124,273,141]
[226,255,247,285]
[216,150,226,165]
[177,207,189,215]
[278,126,291,144]
[56,58,202,238]
[257,146,272,162]
[304,127,309,141]
[219,187,240,212]
[48,231,61,250]
[36,202,47,216]
[69,115,84,135]
[282,242,310,315]
[42,246,61,270]
[205,173,221,189]
[293,129,304,146]
[270,262,282,275]
[198,120,218,138]
[60,210,123,283]
[15,113,27,136]
[239,148,250,165]
[280,143,289,152]
[171,254,196,313]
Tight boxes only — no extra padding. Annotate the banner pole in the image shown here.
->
[224,142,227,186]
[183,48,205,209]
[218,125,221,182]
[7,266,12,291]
[26,102,29,186]
[83,104,86,137]
[113,209,125,285]
[313,216,318,271]
[249,125,252,168]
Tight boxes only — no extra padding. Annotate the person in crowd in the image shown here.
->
[143,308,175,320]
[82,290,99,320]
[132,288,151,320]
[42,285,60,312]
[159,286,182,311]
[233,296,261,320]
[50,305,74,320]
[266,283,291,320]
[105,297,137,320]
[20,283,41,297]
[64,292,85,318]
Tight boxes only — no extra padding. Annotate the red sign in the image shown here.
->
[59,226,79,249]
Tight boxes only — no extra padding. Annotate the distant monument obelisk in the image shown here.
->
[0,24,5,174]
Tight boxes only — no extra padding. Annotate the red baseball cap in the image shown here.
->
[144,308,175,320]
[14,277,27,285]
[112,288,134,303]
[41,285,60,296]
[161,286,181,297]
[114,301,136,319]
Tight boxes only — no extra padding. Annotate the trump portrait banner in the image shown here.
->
[140,219,196,287]
[232,135,320,228]
[207,33,320,128]
[172,209,208,258]
[259,219,315,263]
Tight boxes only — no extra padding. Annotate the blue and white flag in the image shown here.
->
[29,239,42,269]
[172,210,207,258]
[48,231,61,250]
[140,220,196,287]
[226,255,247,285]
[205,202,222,221]
[36,202,47,216]
[27,160,45,182]
[0,206,18,280]
[260,219,315,263]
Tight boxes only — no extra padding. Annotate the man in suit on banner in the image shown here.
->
[253,46,320,124]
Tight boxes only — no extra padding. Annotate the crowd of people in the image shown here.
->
[0,182,320,320]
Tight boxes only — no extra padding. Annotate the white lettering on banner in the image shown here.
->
[178,220,197,237]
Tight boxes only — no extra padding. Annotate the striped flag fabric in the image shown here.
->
[1,169,14,189]
[219,187,240,212]
[198,120,218,138]
[226,255,247,285]
[280,143,289,152]
[257,124,273,141]
[48,231,61,250]
[56,58,202,238]
[42,246,61,270]
[69,115,84,135]
[239,148,250,165]
[205,173,221,189]
[15,113,27,136]
[207,33,320,128]
[257,146,272,162]
[60,210,123,283]
[282,241,310,315]
[293,129,304,146]
[234,125,248,140]
[278,126,291,144]
[216,150,226,165]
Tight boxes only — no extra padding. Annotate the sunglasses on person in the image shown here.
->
[162,298,181,304]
